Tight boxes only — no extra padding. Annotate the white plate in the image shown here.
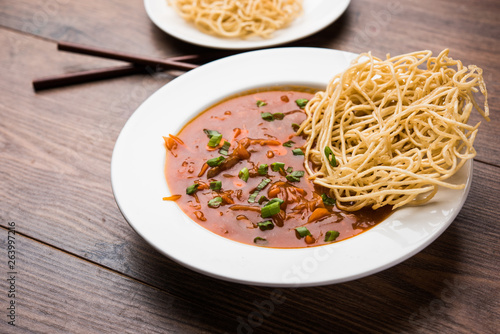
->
[144,0,351,49]
[111,48,473,287]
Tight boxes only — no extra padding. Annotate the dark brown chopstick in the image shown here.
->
[32,64,148,91]
[58,41,199,71]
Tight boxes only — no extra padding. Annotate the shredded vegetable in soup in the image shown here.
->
[163,89,392,248]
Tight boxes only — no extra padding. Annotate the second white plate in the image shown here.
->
[144,0,351,49]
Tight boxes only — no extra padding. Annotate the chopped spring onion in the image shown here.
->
[261,112,284,122]
[261,112,274,121]
[286,166,294,173]
[324,146,337,167]
[321,193,335,206]
[239,167,249,182]
[186,183,199,195]
[295,226,311,238]
[271,162,285,172]
[219,141,230,155]
[257,164,268,175]
[256,100,267,107]
[286,170,304,183]
[291,123,300,131]
[266,198,284,206]
[282,140,295,147]
[295,99,309,108]
[257,221,274,231]
[203,129,221,138]
[207,156,225,167]
[207,196,223,208]
[261,202,280,218]
[324,230,340,242]
[292,148,304,156]
[210,181,222,191]
[261,198,283,218]
[258,196,269,205]
[248,178,271,203]
[273,113,285,120]
[254,237,267,245]
[207,133,222,147]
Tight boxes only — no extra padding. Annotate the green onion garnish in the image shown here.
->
[257,164,268,175]
[324,230,340,242]
[286,170,304,183]
[283,140,295,147]
[261,200,282,218]
[256,100,267,107]
[261,112,274,121]
[207,133,222,147]
[295,226,311,238]
[291,123,300,131]
[286,166,294,173]
[295,99,309,108]
[271,162,285,172]
[203,129,221,138]
[254,237,267,245]
[239,167,249,182]
[248,178,271,203]
[257,221,274,231]
[261,112,285,122]
[321,193,335,206]
[207,156,225,167]
[210,181,222,191]
[266,198,284,206]
[258,196,269,205]
[186,183,199,195]
[292,148,304,156]
[324,146,337,167]
[207,196,223,208]
[273,113,285,120]
[219,141,230,155]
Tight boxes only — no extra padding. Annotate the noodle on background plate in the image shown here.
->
[298,49,489,211]
[168,0,303,39]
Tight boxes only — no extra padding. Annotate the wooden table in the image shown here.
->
[1,0,499,333]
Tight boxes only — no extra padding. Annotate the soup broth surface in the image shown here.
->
[164,90,392,248]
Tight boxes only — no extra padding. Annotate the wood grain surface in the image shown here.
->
[0,0,499,333]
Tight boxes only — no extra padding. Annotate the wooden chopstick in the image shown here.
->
[32,64,147,91]
[57,41,199,71]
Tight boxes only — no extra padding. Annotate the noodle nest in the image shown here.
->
[168,0,303,39]
[298,49,489,211]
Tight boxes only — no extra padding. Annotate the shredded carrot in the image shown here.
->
[163,194,182,201]
[198,163,209,177]
[169,134,184,145]
[163,136,177,151]
[268,187,281,198]
[220,193,234,204]
[305,235,315,244]
[196,182,209,190]
[307,208,330,224]
[194,211,207,221]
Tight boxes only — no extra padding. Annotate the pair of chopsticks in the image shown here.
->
[32,42,220,91]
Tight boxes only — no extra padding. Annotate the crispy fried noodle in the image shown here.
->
[298,49,489,211]
[168,0,303,38]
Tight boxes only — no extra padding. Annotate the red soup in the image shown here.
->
[164,89,392,248]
